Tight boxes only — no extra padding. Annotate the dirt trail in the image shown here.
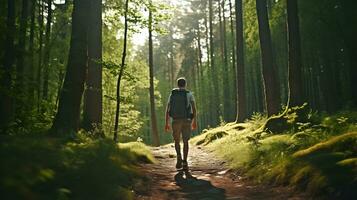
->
[134,144,306,200]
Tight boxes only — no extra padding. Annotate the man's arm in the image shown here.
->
[191,101,197,130]
[165,103,170,132]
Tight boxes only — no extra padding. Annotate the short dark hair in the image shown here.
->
[177,77,186,87]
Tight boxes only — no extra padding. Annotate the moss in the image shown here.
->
[0,136,153,200]
[337,158,357,167]
[293,132,357,158]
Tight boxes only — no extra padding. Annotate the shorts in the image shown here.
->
[172,119,192,142]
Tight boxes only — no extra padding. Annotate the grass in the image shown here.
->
[191,111,357,199]
[0,133,154,200]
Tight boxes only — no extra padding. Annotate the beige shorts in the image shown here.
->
[172,119,192,142]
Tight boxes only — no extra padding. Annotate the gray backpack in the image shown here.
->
[169,89,191,119]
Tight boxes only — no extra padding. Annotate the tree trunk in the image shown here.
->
[50,0,89,135]
[256,0,280,116]
[42,0,52,100]
[235,0,247,122]
[28,0,36,103]
[221,0,231,122]
[148,1,160,146]
[83,0,103,132]
[16,0,29,99]
[339,1,357,108]
[228,0,237,120]
[0,0,16,129]
[37,0,44,110]
[113,0,129,142]
[204,9,212,126]
[208,0,220,125]
[287,0,303,107]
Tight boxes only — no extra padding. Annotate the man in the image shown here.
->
[165,77,197,171]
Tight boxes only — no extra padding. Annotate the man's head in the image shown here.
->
[177,77,186,88]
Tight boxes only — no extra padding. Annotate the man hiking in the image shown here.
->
[165,77,197,171]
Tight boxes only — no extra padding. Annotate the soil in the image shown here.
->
[134,144,307,200]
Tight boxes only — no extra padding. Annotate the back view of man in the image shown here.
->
[165,77,197,170]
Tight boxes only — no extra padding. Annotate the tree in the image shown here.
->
[228,0,237,119]
[220,0,231,122]
[83,0,103,132]
[235,0,247,122]
[148,0,160,146]
[36,0,44,109]
[287,0,303,107]
[42,0,53,100]
[16,0,29,98]
[28,0,37,102]
[51,0,89,135]
[256,0,280,116]
[0,0,16,129]
[113,0,129,142]
[208,0,220,125]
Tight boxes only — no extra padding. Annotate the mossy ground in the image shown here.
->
[0,133,154,200]
[191,111,357,199]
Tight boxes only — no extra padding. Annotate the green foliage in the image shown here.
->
[192,111,357,198]
[0,134,153,200]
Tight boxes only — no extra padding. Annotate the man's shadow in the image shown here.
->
[174,170,226,199]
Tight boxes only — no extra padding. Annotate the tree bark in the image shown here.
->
[50,0,89,135]
[113,0,129,142]
[16,0,29,98]
[37,0,44,110]
[28,0,37,103]
[287,0,303,107]
[221,0,231,122]
[228,0,237,120]
[208,0,220,125]
[42,0,52,100]
[83,0,103,132]
[235,0,247,122]
[256,0,281,116]
[148,1,160,146]
[0,0,16,129]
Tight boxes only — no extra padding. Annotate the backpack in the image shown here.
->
[169,89,191,119]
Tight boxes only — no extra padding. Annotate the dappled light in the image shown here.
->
[0,0,356,199]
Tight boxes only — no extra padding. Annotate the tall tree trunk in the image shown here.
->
[228,0,237,120]
[208,0,220,125]
[16,0,29,100]
[37,0,44,110]
[204,9,212,127]
[235,0,247,122]
[42,0,52,100]
[0,0,16,129]
[220,0,231,122]
[287,0,303,107]
[113,0,129,142]
[256,0,280,116]
[339,1,357,108]
[28,0,36,103]
[148,1,160,146]
[50,0,89,135]
[83,0,103,132]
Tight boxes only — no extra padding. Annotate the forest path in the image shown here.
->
[134,144,305,200]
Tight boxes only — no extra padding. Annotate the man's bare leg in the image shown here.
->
[183,140,189,161]
[182,140,189,170]
[175,140,182,168]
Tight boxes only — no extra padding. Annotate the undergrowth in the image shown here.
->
[192,110,357,199]
[0,133,154,200]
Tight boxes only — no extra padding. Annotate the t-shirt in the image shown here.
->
[167,88,195,114]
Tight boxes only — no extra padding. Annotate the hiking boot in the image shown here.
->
[176,158,182,169]
[182,160,188,170]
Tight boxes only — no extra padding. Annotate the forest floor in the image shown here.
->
[134,144,307,200]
